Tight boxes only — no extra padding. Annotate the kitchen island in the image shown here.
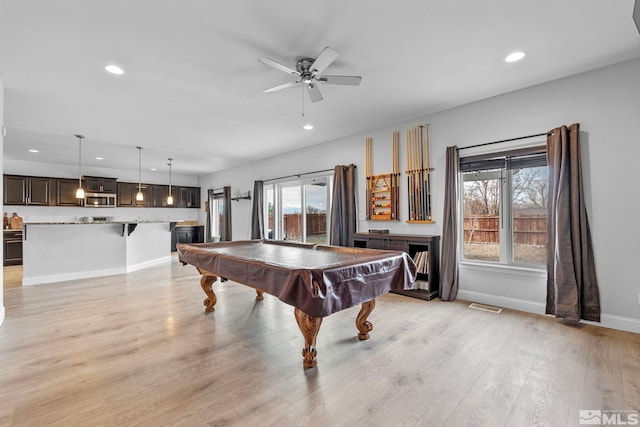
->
[22,221,173,286]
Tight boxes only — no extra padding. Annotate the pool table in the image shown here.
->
[177,240,417,368]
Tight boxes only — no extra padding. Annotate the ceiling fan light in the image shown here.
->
[76,187,85,199]
[167,195,174,205]
[505,51,525,63]
[136,191,144,201]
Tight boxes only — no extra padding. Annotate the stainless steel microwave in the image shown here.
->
[84,193,117,207]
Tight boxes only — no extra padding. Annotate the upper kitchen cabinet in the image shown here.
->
[117,182,134,206]
[85,176,117,193]
[4,175,51,206]
[117,182,151,207]
[152,185,170,207]
[178,186,200,208]
[56,179,84,206]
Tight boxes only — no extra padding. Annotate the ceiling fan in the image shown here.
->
[259,46,362,103]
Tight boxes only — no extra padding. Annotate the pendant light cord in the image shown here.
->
[167,158,174,205]
[168,158,173,195]
[75,134,84,188]
[137,146,143,192]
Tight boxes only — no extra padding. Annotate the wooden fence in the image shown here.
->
[282,213,326,241]
[464,215,547,246]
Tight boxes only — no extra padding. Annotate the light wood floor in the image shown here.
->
[1,259,638,427]
[2,265,22,289]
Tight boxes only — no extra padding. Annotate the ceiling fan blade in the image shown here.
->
[258,57,299,76]
[263,81,299,93]
[306,83,323,103]
[310,47,339,75]
[318,75,362,86]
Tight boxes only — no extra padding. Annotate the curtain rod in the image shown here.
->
[458,132,549,151]
[263,168,336,183]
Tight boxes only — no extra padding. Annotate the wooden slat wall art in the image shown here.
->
[406,124,433,223]
[365,136,400,221]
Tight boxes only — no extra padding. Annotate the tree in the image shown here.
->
[512,167,547,209]
[463,178,500,215]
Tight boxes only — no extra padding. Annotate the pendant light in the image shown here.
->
[75,134,85,199]
[136,146,144,201]
[167,158,174,205]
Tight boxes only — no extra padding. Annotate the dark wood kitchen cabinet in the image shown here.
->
[352,233,440,301]
[117,182,134,206]
[3,230,23,265]
[117,182,151,207]
[4,175,50,205]
[55,179,84,206]
[178,187,201,208]
[4,174,201,209]
[85,176,117,193]
[171,225,204,251]
[152,185,170,207]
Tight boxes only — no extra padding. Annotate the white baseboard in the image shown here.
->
[22,267,127,286]
[126,256,171,273]
[457,290,546,315]
[457,290,640,334]
[22,256,172,286]
[583,314,640,334]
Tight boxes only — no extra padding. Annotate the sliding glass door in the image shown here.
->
[264,174,331,244]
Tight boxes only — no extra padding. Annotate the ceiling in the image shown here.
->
[1,0,639,177]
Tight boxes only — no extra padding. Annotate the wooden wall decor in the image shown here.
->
[365,136,400,221]
[406,125,434,223]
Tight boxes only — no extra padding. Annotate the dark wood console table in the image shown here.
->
[352,233,440,300]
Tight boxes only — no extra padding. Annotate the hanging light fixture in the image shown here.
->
[75,134,85,199]
[167,158,174,205]
[136,146,144,201]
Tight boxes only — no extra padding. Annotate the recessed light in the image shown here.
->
[105,64,124,75]
[505,51,525,63]
[95,157,104,160]
[303,124,314,130]
[150,168,157,171]
[28,149,39,153]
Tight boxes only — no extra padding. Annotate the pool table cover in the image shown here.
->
[177,240,417,317]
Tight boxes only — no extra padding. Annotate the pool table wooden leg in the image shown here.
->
[255,289,264,300]
[294,308,323,369]
[356,299,376,340]
[199,273,218,312]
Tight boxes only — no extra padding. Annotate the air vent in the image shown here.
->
[468,303,503,314]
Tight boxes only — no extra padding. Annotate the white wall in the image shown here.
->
[3,159,202,223]
[1,74,5,326]
[200,58,640,333]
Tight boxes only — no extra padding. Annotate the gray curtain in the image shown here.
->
[546,124,600,322]
[440,146,459,301]
[221,186,232,242]
[330,164,357,246]
[251,180,264,239]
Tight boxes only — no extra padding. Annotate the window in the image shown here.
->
[460,146,548,267]
[263,174,332,244]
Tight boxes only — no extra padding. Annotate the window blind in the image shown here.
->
[459,145,547,172]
